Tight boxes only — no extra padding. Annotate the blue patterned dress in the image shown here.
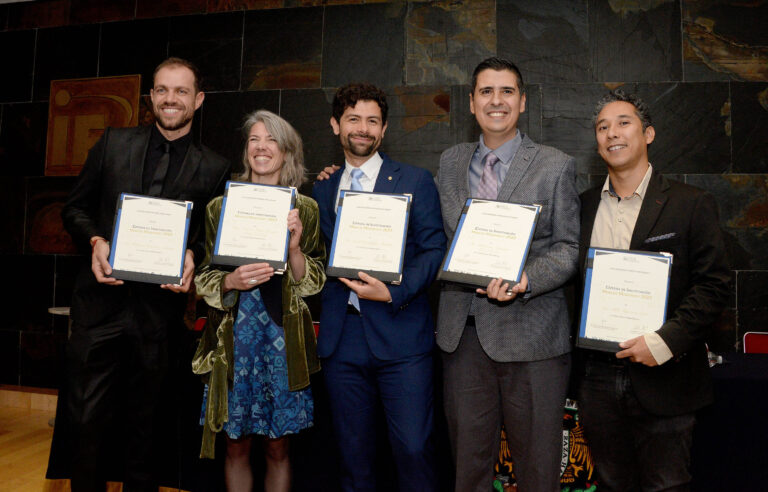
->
[202,288,313,439]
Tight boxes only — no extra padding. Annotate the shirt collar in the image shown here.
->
[602,164,653,199]
[343,152,383,181]
[150,124,192,152]
[478,131,522,165]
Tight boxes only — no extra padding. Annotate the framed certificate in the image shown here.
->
[577,247,673,352]
[437,198,540,289]
[108,193,193,285]
[327,190,411,284]
[212,181,296,272]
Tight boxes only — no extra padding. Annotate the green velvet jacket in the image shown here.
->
[191,192,325,458]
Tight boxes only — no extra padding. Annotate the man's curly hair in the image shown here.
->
[332,83,388,124]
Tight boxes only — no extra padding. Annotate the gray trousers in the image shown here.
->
[442,323,570,492]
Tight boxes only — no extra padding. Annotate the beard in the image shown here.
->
[153,104,194,132]
[342,132,379,158]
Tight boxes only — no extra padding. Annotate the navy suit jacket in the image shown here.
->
[312,154,446,360]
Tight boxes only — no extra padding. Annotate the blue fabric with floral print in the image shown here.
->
[201,288,313,438]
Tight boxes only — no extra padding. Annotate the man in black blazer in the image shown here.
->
[576,90,730,491]
[59,57,230,492]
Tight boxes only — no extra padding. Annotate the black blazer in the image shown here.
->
[62,126,230,336]
[578,170,730,415]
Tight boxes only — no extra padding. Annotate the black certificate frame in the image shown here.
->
[326,190,412,285]
[576,247,673,353]
[436,198,541,290]
[108,193,193,285]
[211,181,297,272]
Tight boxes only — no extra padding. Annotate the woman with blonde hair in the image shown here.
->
[193,109,325,492]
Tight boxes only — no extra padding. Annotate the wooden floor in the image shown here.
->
[0,386,187,492]
[0,389,56,492]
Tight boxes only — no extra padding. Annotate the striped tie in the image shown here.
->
[476,152,499,199]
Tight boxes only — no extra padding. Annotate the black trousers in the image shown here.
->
[578,359,696,492]
[66,321,168,492]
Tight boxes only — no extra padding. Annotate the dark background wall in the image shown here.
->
[0,0,766,388]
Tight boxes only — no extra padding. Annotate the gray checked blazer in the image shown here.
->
[436,135,580,362]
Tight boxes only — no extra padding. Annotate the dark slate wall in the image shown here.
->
[0,0,766,388]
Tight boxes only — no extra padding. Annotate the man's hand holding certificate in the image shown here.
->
[327,190,411,284]
[577,248,673,352]
[108,194,193,285]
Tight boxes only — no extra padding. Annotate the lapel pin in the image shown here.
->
[388,176,392,181]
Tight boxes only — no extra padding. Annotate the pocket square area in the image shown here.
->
[645,232,677,243]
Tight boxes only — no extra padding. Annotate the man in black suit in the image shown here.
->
[59,57,230,492]
[576,90,730,491]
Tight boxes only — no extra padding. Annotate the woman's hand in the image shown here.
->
[287,208,306,281]
[287,208,303,254]
[224,263,275,292]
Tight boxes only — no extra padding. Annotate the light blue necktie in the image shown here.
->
[348,168,364,311]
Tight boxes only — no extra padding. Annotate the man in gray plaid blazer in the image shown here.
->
[436,57,580,492]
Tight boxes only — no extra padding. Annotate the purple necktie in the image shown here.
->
[476,152,499,199]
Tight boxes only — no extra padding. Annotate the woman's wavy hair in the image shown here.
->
[234,110,306,188]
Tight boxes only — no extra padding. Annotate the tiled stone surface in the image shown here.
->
[243,7,322,90]
[137,0,207,18]
[25,177,77,255]
[0,4,8,31]
[0,330,20,385]
[99,18,170,95]
[682,0,768,82]
[169,12,243,92]
[279,88,343,175]
[737,271,768,311]
[200,90,281,172]
[542,82,730,175]
[20,331,66,389]
[731,82,768,173]
[70,0,135,25]
[498,0,590,83]
[7,0,70,30]
[686,174,768,270]
[640,82,730,174]
[54,254,82,310]
[589,0,682,82]
[208,0,284,11]
[0,102,49,176]
[541,83,607,175]
[406,0,495,86]
[379,85,452,174]
[5,254,55,333]
[322,3,406,88]
[0,30,35,103]
[708,309,737,353]
[0,177,24,255]
[33,24,100,101]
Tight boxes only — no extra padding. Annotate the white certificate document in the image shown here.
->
[577,248,673,352]
[327,190,411,284]
[212,181,296,271]
[109,194,192,284]
[437,199,540,289]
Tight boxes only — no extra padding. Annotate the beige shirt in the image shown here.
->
[590,165,673,364]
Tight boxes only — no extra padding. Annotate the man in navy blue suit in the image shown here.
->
[313,83,446,492]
